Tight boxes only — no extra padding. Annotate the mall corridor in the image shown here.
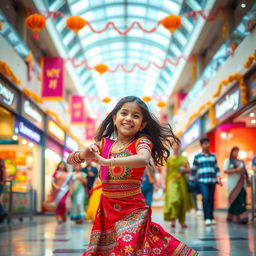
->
[0,210,255,256]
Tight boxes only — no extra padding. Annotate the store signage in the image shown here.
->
[14,118,42,144]
[22,97,45,130]
[182,119,201,148]
[65,135,78,151]
[0,79,18,111]
[215,87,241,120]
[245,67,256,100]
[47,120,65,143]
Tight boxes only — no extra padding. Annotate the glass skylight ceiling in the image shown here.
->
[43,0,206,112]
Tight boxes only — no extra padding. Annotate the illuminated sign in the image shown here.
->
[14,118,41,144]
[0,79,18,111]
[182,119,201,148]
[22,97,45,129]
[47,120,65,143]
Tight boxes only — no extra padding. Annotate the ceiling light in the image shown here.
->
[28,142,34,148]
[12,135,18,140]
[22,139,27,145]
[251,119,256,124]
[249,112,255,117]
[241,3,246,8]
[221,132,227,139]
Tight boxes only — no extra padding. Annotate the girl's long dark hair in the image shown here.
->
[95,96,180,166]
[229,147,239,168]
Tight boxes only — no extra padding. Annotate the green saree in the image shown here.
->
[164,155,195,224]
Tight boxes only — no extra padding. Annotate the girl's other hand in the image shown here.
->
[92,152,109,166]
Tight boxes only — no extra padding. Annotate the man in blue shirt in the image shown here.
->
[191,137,221,226]
[252,156,256,173]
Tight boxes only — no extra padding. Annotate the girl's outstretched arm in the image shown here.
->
[91,149,151,169]
[67,144,99,165]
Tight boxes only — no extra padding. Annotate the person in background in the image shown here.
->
[224,147,249,224]
[0,159,7,223]
[85,177,102,222]
[141,158,156,207]
[191,137,221,226]
[70,165,87,224]
[81,161,98,196]
[162,142,194,228]
[51,161,72,224]
[252,156,256,174]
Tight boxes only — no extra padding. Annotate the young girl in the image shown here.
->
[68,96,198,256]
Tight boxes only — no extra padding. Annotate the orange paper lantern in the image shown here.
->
[142,96,152,102]
[157,101,166,108]
[94,64,108,74]
[160,14,182,33]
[102,97,111,104]
[66,16,87,34]
[25,14,46,40]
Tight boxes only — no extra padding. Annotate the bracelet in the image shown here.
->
[71,151,83,165]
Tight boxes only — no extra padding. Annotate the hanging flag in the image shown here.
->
[85,118,96,141]
[41,57,64,100]
[70,95,85,124]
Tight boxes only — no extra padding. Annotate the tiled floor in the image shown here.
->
[0,209,255,256]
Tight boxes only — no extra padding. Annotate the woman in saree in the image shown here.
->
[85,177,102,222]
[68,96,198,255]
[70,165,87,224]
[162,142,195,228]
[51,161,72,224]
[224,147,249,224]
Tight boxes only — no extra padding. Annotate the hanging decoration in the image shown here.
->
[101,97,111,104]
[142,96,152,102]
[221,8,228,40]
[0,61,21,84]
[70,95,85,124]
[238,76,248,105]
[41,57,64,100]
[25,51,34,81]
[67,55,193,74]
[0,20,3,31]
[212,73,241,98]
[94,63,108,74]
[85,118,96,141]
[66,16,87,35]
[27,8,221,38]
[191,56,197,81]
[22,88,43,104]
[243,49,256,68]
[160,14,182,34]
[157,101,166,108]
[25,14,46,40]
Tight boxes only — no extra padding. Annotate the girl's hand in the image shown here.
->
[92,152,110,166]
[80,144,100,160]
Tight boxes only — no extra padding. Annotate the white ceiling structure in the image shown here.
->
[35,0,208,116]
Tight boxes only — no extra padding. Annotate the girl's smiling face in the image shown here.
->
[113,102,147,138]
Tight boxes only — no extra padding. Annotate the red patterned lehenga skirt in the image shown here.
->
[83,179,198,256]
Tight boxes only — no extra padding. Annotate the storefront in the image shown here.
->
[44,118,65,199]
[181,118,202,165]
[63,134,79,162]
[0,74,19,143]
[203,79,256,209]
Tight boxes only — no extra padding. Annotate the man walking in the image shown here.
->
[191,137,221,226]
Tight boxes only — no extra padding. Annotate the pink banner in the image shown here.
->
[41,57,64,100]
[70,96,85,124]
[85,118,96,141]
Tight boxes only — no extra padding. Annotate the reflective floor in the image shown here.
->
[0,209,255,256]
